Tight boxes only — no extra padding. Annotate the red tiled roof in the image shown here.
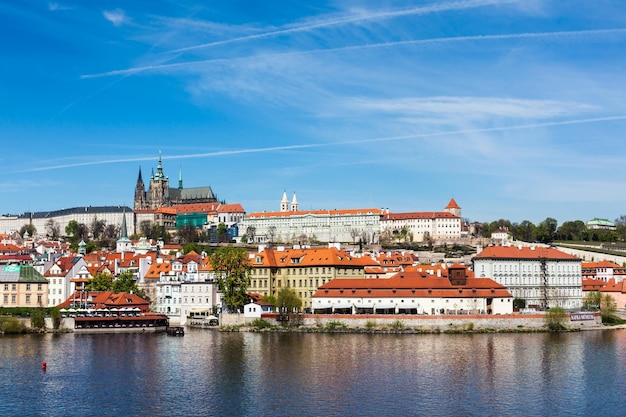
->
[445,198,461,209]
[382,211,459,220]
[250,247,380,268]
[246,208,385,219]
[217,203,245,213]
[313,268,510,299]
[474,246,579,261]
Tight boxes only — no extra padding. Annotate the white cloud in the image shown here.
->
[345,96,598,121]
[103,9,128,27]
[48,2,71,11]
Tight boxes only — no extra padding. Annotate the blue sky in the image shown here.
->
[2,0,626,225]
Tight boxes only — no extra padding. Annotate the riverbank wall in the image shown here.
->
[221,312,603,331]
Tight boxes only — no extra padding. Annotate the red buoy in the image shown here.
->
[42,362,47,371]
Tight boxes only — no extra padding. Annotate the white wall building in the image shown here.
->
[473,245,583,310]
[379,199,462,243]
[180,281,221,325]
[312,265,513,315]
[240,207,384,244]
[0,206,135,237]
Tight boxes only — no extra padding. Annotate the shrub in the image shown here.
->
[544,307,568,331]
[250,318,274,330]
[365,320,377,329]
[1,317,26,334]
[601,314,626,326]
[389,320,405,331]
[325,320,347,331]
[30,307,46,330]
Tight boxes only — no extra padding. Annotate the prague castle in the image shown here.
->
[133,153,218,210]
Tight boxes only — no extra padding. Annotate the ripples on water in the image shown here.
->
[1,329,625,416]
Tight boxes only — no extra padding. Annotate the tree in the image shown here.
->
[350,228,360,244]
[139,220,152,237]
[178,225,200,245]
[211,246,251,312]
[267,226,277,245]
[217,222,230,243]
[583,291,601,311]
[277,287,302,314]
[513,298,526,310]
[536,217,558,244]
[112,270,143,296]
[30,307,46,330]
[90,217,106,240]
[104,224,120,239]
[600,293,617,319]
[45,219,61,239]
[544,307,568,331]
[19,223,37,237]
[86,272,114,291]
[513,220,536,242]
[65,220,88,242]
[245,226,256,243]
[615,215,626,241]
[261,294,277,309]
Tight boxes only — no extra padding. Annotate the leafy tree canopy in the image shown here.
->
[277,287,302,313]
[210,246,251,312]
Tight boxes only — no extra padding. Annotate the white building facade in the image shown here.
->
[473,246,583,310]
[240,208,384,244]
[379,199,462,243]
[0,206,135,237]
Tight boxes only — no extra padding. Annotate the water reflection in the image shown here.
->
[1,330,625,416]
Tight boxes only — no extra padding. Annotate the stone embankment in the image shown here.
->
[221,312,604,332]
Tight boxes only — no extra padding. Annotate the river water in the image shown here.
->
[1,328,625,416]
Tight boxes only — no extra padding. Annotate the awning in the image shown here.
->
[331,302,353,309]
[373,302,397,310]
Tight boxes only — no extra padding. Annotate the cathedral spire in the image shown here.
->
[178,166,183,190]
[155,151,165,180]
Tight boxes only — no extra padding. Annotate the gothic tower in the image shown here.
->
[134,167,147,210]
[149,152,170,208]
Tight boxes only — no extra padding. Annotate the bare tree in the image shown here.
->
[267,226,277,245]
[45,219,60,239]
[90,217,106,240]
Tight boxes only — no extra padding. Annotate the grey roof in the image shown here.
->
[169,187,216,201]
[0,265,48,283]
[16,206,133,219]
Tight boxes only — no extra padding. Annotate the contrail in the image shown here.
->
[82,28,626,79]
[168,0,518,53]
[18,115,626,173]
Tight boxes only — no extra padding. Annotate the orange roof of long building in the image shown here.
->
[382,211,459,220]
[474,246,579,261]
[313,267,511,299]
[251,247,380,268]
[246,208,385,219]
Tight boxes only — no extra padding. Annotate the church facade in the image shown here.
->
[133,154,218,210]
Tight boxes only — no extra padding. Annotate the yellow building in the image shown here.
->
[0,265,49,307]
[247,246,380,311]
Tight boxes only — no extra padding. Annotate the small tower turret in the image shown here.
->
[280,191,289,212]
[291,192,298,212]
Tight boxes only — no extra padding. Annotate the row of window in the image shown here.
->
[250,278,330,290]
[3,283,44,291]
[2,294,43,304]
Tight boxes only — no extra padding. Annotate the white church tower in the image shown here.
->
[291,192,298,212]
[280,191,289,212]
